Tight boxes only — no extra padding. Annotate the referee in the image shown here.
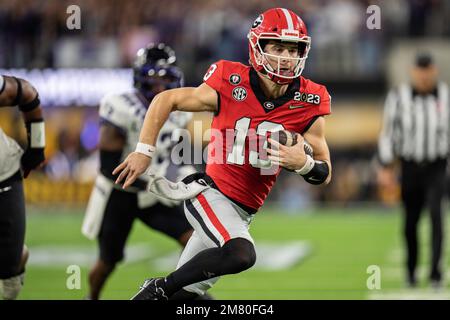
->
[378,53,449,288]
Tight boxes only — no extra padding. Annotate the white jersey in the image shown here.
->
[99,91,192,182]
[0,75,24,181]
[0,129,23,182]
[83,91,193,238]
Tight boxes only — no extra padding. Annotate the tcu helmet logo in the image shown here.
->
[229,74,241,85]
[232,87,247,101]
[252,14,263,28]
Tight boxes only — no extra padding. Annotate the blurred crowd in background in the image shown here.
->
[1,0,450,209]
[2,0,450,79]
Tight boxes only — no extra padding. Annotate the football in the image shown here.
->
[268,130,314,157]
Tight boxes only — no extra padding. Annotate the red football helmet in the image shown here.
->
[248,8,311,85]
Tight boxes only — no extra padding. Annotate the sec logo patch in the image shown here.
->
[232,87,247,101]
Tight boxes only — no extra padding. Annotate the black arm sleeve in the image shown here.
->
[19,94,40,112]
[302,161,329,185]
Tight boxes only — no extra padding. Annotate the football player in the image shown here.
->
[82,43,196,300]
[114,8,332,300]
[0,75,46,299]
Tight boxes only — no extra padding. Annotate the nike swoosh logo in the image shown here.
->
[0,186,12,193]
[289,105,306,109]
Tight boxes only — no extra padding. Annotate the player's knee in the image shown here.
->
[222,238,256,273]
[178,229,193,247]
[99,248,124,270]
[0,265,19,281]
[89,259,116,280]
[19,245,29,273]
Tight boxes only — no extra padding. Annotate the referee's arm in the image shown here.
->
[378,89,399,167]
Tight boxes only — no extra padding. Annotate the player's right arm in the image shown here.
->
[113,83,218,189]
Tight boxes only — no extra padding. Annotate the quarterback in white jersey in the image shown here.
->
[0,74,46,300]
[82,43,202,300]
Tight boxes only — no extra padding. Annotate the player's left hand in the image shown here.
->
[21,148,45,178]
[267,134,307,171]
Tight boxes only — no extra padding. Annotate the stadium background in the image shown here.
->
[1,0,450,299]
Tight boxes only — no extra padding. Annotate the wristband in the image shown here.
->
[135,142,156,158]
[30,121,45,148]
[302,160,329,185]
[294,155,314,175]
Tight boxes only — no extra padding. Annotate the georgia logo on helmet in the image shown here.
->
[248,8,311,85]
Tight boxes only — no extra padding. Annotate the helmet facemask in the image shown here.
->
[249,32,311,85]
[133,43,184,102]
[134,64,184,102]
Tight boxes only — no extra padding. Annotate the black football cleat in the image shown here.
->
[130,278,169,300]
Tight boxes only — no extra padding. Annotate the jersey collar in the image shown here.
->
[249,68,300,113]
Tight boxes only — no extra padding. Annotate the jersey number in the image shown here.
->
[227,118,284,168]
[203,64,217,81]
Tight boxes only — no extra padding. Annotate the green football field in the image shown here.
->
[17,206,450,300]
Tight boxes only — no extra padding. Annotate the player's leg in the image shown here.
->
[137,201,217,300]
[88,189,136,300]
[426,160,446,285]
[0,171,26,300]
[169,231,218,300]
[19,245,29,275]
[131,188,256,300]
[401,163,425,286]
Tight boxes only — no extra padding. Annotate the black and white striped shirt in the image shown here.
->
[378,82,449,164]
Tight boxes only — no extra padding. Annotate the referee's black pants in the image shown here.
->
[400,159,446,283]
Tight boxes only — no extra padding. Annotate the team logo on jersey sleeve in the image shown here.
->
[232,87,247,101]
[229,74,241,85]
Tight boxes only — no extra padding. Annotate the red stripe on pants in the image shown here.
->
[196,193,231,243]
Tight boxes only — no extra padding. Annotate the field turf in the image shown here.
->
[18,206,450,300]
